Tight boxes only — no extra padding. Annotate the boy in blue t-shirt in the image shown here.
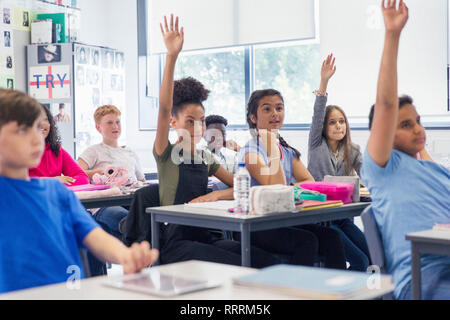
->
[361,1,450,300]
[0,89,159,294]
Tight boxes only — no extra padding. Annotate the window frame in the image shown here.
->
[137,0,450,131]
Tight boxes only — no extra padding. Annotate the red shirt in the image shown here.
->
[29,144,89,186]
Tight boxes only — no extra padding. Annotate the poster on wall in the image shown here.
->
[28,64,71,99]
[12,7,30,31]
[1,6,13,26]
[73,44,126,157]
[0,75,14,89]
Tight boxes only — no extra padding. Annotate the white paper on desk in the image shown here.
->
[185,200,234,211]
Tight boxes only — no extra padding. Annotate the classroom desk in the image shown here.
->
[405,229,450,300]
[0,260,393,300]
[147,202,370,267]
[80,193,135,209]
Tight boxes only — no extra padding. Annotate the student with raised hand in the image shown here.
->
[308,54,371,271]
[153,14,280,267]
[29,104,89,186]
[362,0,450,300]
[0,89,159,294]
[241,88,347,269]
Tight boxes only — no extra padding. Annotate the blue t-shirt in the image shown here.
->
[361,149,450,298]
[0,176,99,294]
[240,138,298,186]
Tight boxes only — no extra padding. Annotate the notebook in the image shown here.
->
[185,200,234,211]
[297,200,343,211]
[67,184,110,192]
[233,264,392,300]
[432,223,450,232]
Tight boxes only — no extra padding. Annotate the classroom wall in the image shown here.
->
[77,0,450,173]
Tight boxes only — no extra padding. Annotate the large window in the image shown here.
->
[146,41,321,128]
[140,0,450,130]
[174,47,246,125]
[254,41,321,124]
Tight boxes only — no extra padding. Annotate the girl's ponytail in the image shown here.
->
[279,135,301,159]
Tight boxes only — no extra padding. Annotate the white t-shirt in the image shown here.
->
[79,143,145,182]
[213,147,238,174]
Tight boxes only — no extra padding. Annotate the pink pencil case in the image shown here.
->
[67,184,111,192]
[300,182,354,204]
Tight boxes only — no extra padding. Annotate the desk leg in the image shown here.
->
[240,224,251,267]
[151,213,160,266]
[411,242,422,300]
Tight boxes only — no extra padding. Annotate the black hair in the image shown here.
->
[0,89,42,131]
[369,95,414,130]
[205,114,228,127]
[172,77,210,117]
[41,104,62,157]
[246,89,301,159]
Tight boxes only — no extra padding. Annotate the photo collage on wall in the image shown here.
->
[0,3,15,89]
[74,44,126,157]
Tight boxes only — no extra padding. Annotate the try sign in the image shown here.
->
[29,65,71,100]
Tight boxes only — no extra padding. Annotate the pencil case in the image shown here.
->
[300,182,354,204]
[293,186,327,203]
[249,185,296,215]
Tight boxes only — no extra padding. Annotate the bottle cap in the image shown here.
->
[238,162,246,167]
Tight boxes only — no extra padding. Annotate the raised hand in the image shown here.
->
[321,54,336,82]
[160,14,184,56]
[382,0,409,35]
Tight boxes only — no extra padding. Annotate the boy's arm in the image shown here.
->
[367,0,409,167]
[77,158,103,181]
[154,15,184,156]
[83,228,159,274]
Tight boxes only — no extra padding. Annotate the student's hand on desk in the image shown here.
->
[120,241,159,274]
[55,175,76,185]
[189,192,219,203]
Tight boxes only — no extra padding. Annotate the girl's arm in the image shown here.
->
[189,188,234,203]
[83,228,159,274]
[245,129,286,185]
[309,54,336,149]
[367,0,409,167]
[154,15,184,156]
[292,157,315,185]
[214,165,234,187]
[60,148,90,185]
[244,153,286,186]
[189,165,234,203]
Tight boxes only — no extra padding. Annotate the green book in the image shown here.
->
[37,13,67,43]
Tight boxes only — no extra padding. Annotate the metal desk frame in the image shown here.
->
[148,202,370,267]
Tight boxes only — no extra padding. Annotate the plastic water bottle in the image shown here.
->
[233,163,250,214]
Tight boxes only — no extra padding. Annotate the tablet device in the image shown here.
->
[103,270,221,297]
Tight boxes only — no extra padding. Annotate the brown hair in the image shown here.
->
[94,105,121,124]
[322,105,356,175]
[0,89,43,130]
[247,89,301,159]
